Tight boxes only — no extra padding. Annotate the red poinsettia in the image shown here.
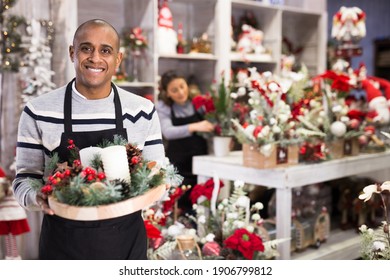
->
[189,178,224,204]
[192,94,215,114]
[318,70,351,95]
[144,220,162,239]
[224,228,264,260]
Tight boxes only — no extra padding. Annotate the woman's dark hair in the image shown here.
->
[158,70,187,106]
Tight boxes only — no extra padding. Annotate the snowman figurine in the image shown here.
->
[157,1,178,55]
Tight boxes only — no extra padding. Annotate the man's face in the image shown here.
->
[69,24,122,96]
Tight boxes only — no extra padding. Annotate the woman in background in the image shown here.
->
[156,70,214,213]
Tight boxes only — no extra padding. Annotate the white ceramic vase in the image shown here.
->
[213,136,232,157]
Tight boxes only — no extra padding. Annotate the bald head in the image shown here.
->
[73,19,121,51]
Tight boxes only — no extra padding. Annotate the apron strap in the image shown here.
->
[112,83,124,130]
[64,79,74,134]
[63,79,124,133]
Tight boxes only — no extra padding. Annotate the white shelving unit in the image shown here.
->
[76,0,327,101]
[192,150,390,260]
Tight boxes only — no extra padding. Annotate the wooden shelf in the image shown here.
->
[230,52,275,63]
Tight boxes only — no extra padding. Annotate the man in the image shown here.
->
[12,19,165,259]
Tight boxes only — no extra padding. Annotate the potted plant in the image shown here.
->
[230,69,301,168]
[192,75,237,156]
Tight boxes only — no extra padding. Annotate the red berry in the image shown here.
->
[87,174,95,181]
[41,184,53,195]
[97,172,106,180]
[131,156,140,165]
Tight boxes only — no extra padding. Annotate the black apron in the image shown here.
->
[166,106,208,210]
[39,79,147,260]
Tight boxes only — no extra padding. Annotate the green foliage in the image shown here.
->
[45,153,60,175]
[98,135,128,148]
[130,163,164,197]
[208,77,234,136]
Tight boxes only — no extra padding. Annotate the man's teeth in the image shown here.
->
[88,67,103,72]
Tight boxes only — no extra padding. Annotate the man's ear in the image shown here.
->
[69,45,74,62]
[116,51,123,69]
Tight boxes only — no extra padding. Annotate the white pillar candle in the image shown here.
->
[100,145,131,183]
[79,146,102,167]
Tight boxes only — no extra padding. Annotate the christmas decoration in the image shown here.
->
[32,135,183,207]
[144,178,286,260]
[157,0,177,55]
[19,19,56,106]
[176,22,187,54]
[123,26,148,53]
[230,68,301,150]
[358,181,390,260]
[0,0,26,71]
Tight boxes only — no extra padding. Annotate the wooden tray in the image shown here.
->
[48,184,166,221]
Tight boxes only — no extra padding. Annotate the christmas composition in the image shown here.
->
[31,135,183,220]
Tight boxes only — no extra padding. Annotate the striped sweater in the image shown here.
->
[12,82,165,211]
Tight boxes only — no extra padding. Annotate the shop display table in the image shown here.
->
[193,150,390,259]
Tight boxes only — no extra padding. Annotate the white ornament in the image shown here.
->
[330,121,347,137]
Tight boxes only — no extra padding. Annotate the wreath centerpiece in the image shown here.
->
[33,135,183,221]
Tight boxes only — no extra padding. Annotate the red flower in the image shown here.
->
[253,125,263,138]
[144,220,162,239]
[319,70,351,94]
[189,178,224,204]
[224,228,264,260]
[192,95,215,114]
[162,187,183,213]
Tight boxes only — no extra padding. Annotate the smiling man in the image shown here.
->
[12,19,165,260]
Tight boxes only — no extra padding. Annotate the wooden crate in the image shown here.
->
[243,143,298,169]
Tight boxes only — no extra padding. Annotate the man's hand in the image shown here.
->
[36,193,55,215]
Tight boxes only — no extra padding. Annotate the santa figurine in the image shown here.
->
[0,167,30,260]
[157,0,178,55]
[357,64,390,124]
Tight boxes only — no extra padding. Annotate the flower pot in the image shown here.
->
[48,184,166,221]
[243,143,298,169]
[326,139,344,159]
[213,136,232,157]
[174,235,202,260]
[343,138,360,156]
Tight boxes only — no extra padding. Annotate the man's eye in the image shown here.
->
[81,46,92,53]
[101,48,112,55]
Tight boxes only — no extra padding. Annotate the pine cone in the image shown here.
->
[125,143,142,172]
[219,248,237,260]
[114,179,132,198]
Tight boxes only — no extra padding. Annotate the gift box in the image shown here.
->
[48,184,166,221]
[243,143,299,169]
